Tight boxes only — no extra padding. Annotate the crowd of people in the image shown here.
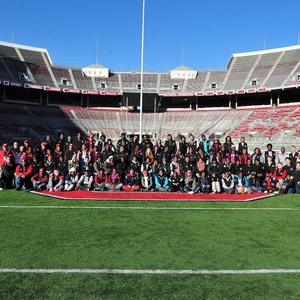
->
[1,131,300,195]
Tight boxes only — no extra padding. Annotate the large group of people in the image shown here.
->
[1,131,300,195]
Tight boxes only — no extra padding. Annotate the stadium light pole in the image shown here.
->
[139,0,145,143]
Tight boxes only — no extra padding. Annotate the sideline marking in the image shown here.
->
[1,268,300,274]
[0,206,300,211]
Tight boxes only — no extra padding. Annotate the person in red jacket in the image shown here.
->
[31,168,49,191]
[15,159,33,190]
[273,162,287,190]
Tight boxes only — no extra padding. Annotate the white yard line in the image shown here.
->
[1,268,300,274]
[0,205,299,211]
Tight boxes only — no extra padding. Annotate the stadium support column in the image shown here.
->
[276,91,280,106]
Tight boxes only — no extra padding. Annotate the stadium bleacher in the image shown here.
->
[0,41,300,150]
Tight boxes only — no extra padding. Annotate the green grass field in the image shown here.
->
[1,191,300,299]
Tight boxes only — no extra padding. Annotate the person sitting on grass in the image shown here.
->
[47,169,64,192]
[31,168,49,191]
[261,173,277,194]
[76,169,93,191]
[64,167,79,191]
[105,167,123,191]
[183,169,196,193]
[221,171,235,194]
[234,171,251,194]
[154,169,169,192]
[93,168,107,191]
[140,170,155,192]
[15,159,33,190]
[123,168,140,191]
[168,171,183,192]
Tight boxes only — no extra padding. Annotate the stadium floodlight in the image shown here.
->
[139,0,145,143]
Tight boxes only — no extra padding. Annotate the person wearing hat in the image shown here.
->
[261,173,277,194]
[248,171,262,193]
[15,159,33,190]
[31,168,49,191]
[64,167,79,191]
[93,168,107,191]
[140,169,154,192]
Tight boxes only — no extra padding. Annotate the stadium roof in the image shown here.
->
[0,41,53,66]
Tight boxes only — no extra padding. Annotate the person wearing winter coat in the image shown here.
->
[15,159,33,190]
[193,171,210,194]
[222,171,235,194]
[154,169,169,192]
[168,171,183,192]
[47,169,65,192]
[105,167,123,191]
[76,169,93,191]
[234,171,251,194]
[182,169,196,193]
[123,168,140,191]
[93,168,107,191]
[140,170,155,192]
[31,168,49,191]
[64,167,79,191]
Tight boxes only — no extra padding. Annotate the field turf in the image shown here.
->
[1,190,300,299]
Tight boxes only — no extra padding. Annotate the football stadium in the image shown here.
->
[1,26,300,299]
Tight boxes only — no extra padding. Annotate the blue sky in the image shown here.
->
[1,0,300,72]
